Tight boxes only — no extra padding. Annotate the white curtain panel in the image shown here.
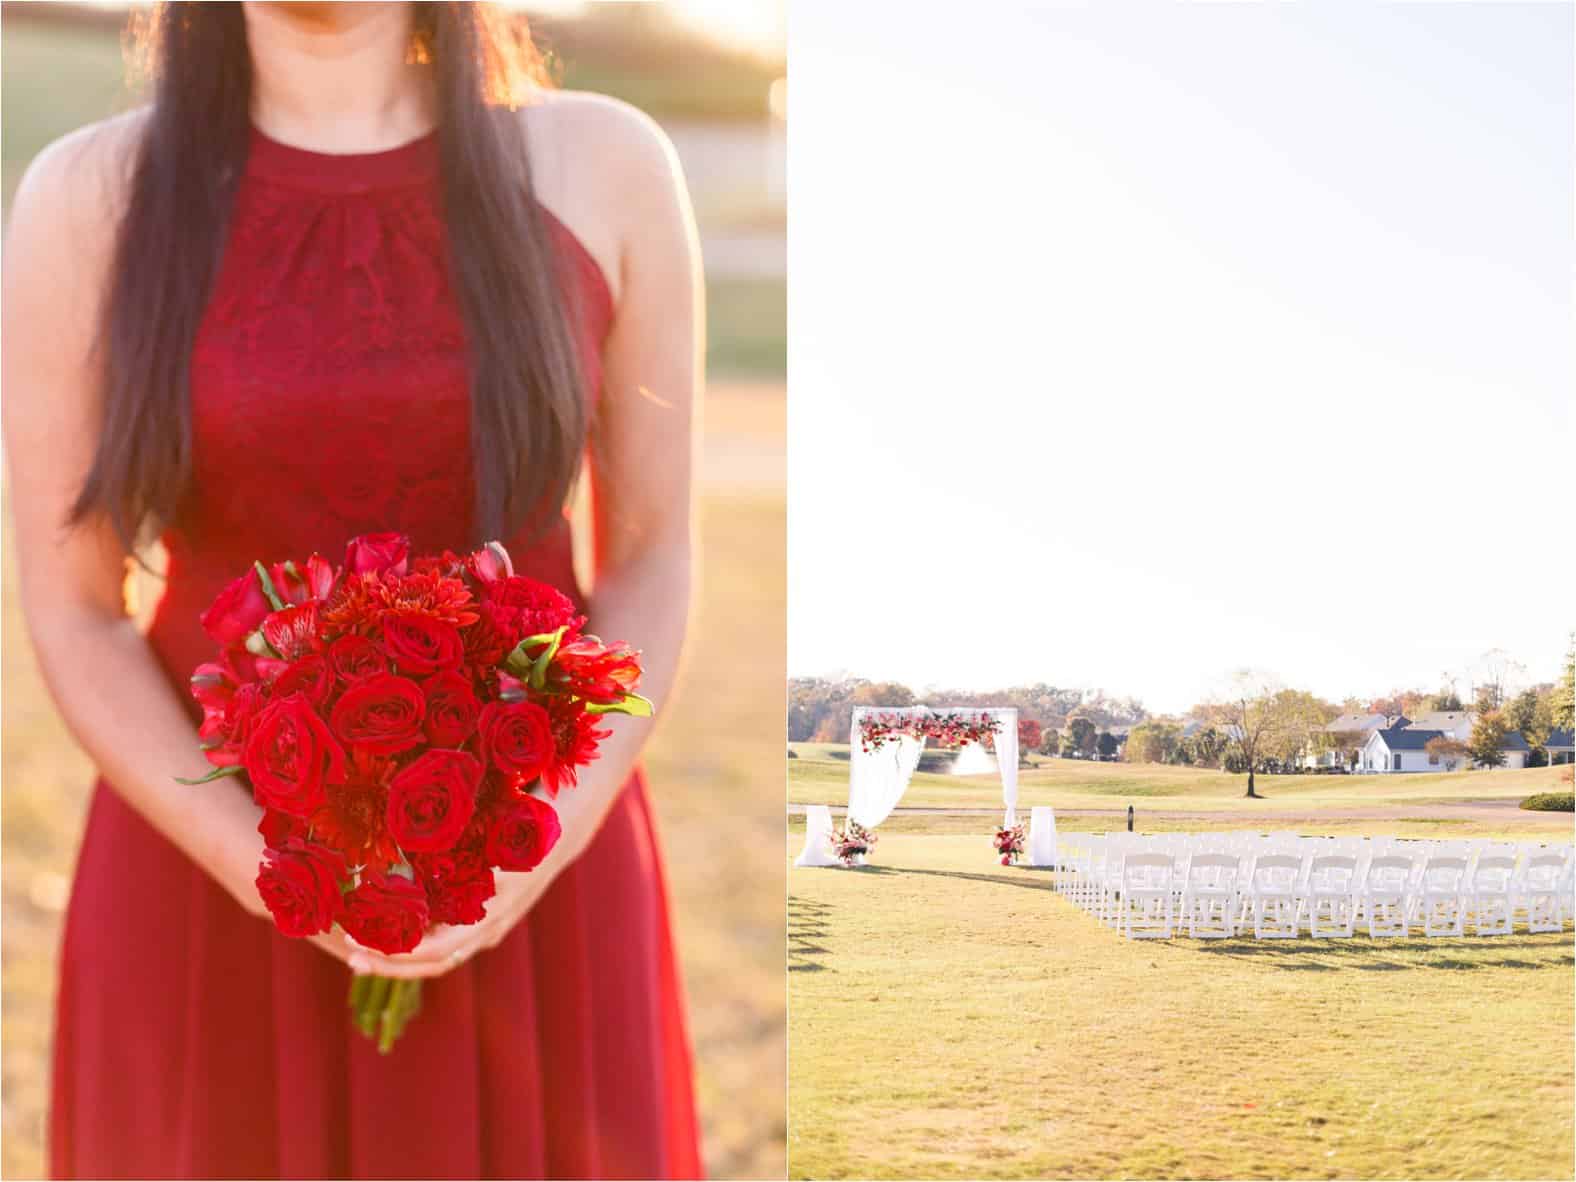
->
[996,708,1019,826]
[847,730,926,829]
[1027,805,1057,866]
[794,804,841,867]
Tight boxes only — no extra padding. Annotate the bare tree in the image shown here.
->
[1470,649,1526,712]
[1206,670,1290,799]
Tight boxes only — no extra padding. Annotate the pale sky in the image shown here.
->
[787,1,1573,715]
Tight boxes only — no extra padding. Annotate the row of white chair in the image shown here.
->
[1053,832,1574,940]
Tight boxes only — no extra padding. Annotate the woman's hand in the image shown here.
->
[339,866,555,979]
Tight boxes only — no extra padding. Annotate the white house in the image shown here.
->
[1360,722,1530,773]
[1546,728,1574,766]
[1309,712,1398,768]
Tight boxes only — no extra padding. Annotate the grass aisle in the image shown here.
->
[788,834,1575,1181]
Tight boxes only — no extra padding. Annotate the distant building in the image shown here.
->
[1307,712,1404,768]
[1544,728,1574,766]
[1359,721,1529,773]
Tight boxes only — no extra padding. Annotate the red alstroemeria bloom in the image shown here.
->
[260,602,321,662]
[271,554,337,606]
[546,636,642,705]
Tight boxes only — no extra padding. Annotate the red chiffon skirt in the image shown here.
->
[49,769,702,1179]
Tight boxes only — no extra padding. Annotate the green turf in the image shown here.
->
[789,833,1575,1180]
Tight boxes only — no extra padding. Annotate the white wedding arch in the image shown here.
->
[795,706,1022,868]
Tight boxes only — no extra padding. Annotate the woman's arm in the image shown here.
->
[1,123,361,968]
[349,95,701,978]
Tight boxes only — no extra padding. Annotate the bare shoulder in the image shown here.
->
[519,90,692,298]
[6,108,146,248]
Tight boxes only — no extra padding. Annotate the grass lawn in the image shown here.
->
[789,743,1576,829]
[788,833,1575,1180]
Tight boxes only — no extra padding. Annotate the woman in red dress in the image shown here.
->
[1,3,702,1177]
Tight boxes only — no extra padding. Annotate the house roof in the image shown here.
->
[1545,728,1575,751]
[1373,726,1445,751]
[1502,730,1530,752]
[1406,711,1474,732]
[1325,713,1389,734]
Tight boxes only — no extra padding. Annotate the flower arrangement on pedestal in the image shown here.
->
[993,823,1026,866]
[830,821,878,867]
[857,711,1002,754]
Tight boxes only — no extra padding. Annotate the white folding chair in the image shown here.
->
[1247,854,1303,939]
[1304,855,1359,938]
[1362,854,1414,937]
[1464,855,1516,936]
[1417,856,1468,937]
[1181,853,1239,939]
[1120,852,1175,939]
[1518,853,1567,934]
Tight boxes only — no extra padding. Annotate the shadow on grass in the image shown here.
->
[860,865,1060,894]
[789,895,834,973]
[1179,934,1574,973]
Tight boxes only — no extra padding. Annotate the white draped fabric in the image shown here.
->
[794,804,841,867]
[997,723,1019,827]
[845,706,1020,829]
[1027,806,1057,867]
[847,732,925,829]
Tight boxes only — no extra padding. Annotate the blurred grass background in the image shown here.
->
[0,3,785,1177]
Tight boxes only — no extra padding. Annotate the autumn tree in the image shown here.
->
[1096,731,1120,760]
[1064,716,1097,759]
[1017,718,1043,759]
[1039,727,1060,756]
[1466,711,1509,770]
[1551,635,1576,731]
[1124,721,1181,764]
[1206,671,1305,798]
[1424,736,1468,772]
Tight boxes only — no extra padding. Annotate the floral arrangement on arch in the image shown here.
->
[993,823,1026,866]
[829,821,877,867]
[857,711,1002,754]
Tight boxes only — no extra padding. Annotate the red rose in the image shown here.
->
[412,847,496,925]
[344,532,410,577]
[242,693,347,816]
[546,635,642,704]
[385,749,481,853]
[270,653,334,707]
[329,673,426,755]
[340,870,429,955]
[199,568,272,645]
[484,792,562,871]
[423,670,480,747]
[259,602,321,661]
[258,807,305,848]
[478,576,581,649]
[381,611,464,676]
[478,700,554,783]
[256,838,345,937]
[540,696,610,796]
[329,634,386,682]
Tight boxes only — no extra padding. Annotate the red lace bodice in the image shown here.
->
[152,125,612,683]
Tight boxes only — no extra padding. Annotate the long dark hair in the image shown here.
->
[70,1,585,549]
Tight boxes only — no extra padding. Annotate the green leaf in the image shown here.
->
[253,560,287,611]
[584,692,655,718]
[175,764,248,786]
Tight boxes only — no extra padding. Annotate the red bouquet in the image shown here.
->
[179,532,650,1051]
[993,823,1026,866]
